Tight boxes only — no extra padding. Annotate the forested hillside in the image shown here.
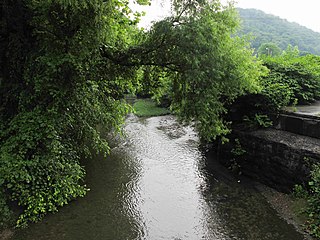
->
[238,8,320,55]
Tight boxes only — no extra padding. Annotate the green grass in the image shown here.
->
[133,99,170,117]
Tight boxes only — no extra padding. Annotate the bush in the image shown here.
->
[294,164,320,238]
[260,76,294,111]
[0,111,87,227]
[261,52,320,106]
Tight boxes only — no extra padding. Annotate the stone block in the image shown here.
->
[303,120,319,138]
[284,116,304,135]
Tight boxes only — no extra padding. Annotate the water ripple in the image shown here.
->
[13,115,305,240]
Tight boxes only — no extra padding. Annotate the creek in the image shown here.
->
[14,115,305,240]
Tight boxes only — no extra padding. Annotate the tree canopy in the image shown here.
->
[103,1,266,140]
[0,0,265,226]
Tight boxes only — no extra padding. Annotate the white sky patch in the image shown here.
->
[129,0,172,28]
[131,0,320,33]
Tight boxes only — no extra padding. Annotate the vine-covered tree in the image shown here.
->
[0,0,265,226]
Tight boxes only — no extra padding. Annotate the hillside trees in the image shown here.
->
[238,8,320,55]
[0,0,265,226]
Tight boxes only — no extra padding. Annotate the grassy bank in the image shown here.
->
[133,99,170,117]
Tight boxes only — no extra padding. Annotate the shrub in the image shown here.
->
[261,51,320,106]
[0,111,87,227]
[294,164,320,238]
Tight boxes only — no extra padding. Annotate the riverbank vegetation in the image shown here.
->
[1,0,320,237]
[260,46,320,107]
[233,47,320,128]
[307,164,320,237]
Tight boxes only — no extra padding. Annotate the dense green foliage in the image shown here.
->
[1,0,265,227]
[0,190,14,229]
[0,0,136,226]
[294,164,320,238]
[141,4,265,140]
[228,49,320,127]
[238,8,320,55]
[261,51,320,107]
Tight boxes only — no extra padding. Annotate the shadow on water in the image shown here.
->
[14,115,305,240]
[199,151,305,240]
[14,133,145,240]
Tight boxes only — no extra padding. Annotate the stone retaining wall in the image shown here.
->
[217,128,320,192]
[276,112,320,139]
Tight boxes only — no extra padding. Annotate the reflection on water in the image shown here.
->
[14,115,304,240]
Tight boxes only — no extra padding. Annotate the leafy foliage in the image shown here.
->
[293,164,320,238]
[0,190,14,230]
[231,138,246,157]
[0,110,88,226]
[0,0,135,226]
[227,48,320,130]
[261,50,320,106]
[238,8,320,55]
[243,114,273,128]
[135,2,265,141]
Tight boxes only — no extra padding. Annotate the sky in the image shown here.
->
[130,0,320,33]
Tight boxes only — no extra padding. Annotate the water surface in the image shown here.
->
[14,115,305,240]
